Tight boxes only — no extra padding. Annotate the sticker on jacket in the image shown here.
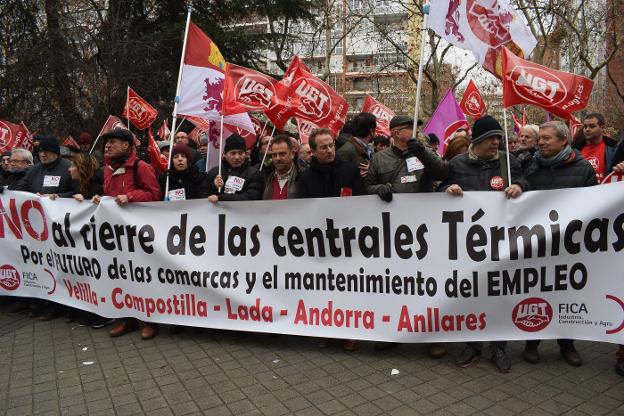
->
[400,175,417,184]
[43,175,61,187]
[406,157,424,172]
[168,188,186,201]
[224,176,245,194]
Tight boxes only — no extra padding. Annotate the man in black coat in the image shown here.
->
[296,128,366,198]
[439,115,526,373]
[207,134,264,202]
[522,121,596,367]
[13,136,78,197]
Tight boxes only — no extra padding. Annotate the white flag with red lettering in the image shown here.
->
[428,0,537,76]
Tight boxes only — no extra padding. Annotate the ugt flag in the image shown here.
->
[502,47,594,120]
[222,64,299,131]
[176,22,254,134]
[0,120,30,153]
[459,80,486,119]
[282,56,349,136]
[62,136,80,151]
[122,87,158,130]
[361,95,395,136]
[423,89,468,155]
[428,0,537,77]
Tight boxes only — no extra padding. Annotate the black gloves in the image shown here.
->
[407,138,425,157]
[377,184,393,202]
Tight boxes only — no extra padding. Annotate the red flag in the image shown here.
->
[157,119,171,140]
[122,87,158,130]
[62,135,80,151]
[0,120,30,153]
[248,115,265,138]
[282,56,348,136]
[187,127,205,145]
[502,47,594,120]
[361,95,395,136]
[296,117,320,144]
[97,115,140,147]
[511,112,522,134]
[222,64,299,130]
[459,80,487,119]
[569,116,582,139]
[147,127,168,174]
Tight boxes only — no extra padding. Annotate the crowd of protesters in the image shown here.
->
[1,110,623,376]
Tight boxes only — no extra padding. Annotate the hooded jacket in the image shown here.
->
[572,135,619,173]
[103,151,161,201]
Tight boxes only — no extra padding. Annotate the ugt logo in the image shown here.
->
[235,75,276,110]
[512,297,553,332]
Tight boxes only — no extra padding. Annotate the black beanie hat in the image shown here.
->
[36,135,61,155]
[100,128,134,145]
[224,134,246,153]
[471,115,504,144]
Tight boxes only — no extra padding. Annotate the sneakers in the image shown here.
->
[455,345,481,368]
[523,343,540,364]
[560,346,583,367]
[616,361,624,377]
[491,347,511,373]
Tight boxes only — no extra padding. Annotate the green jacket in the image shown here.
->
[366,145,448,194]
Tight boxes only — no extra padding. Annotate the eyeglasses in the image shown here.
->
[10,159,28,164]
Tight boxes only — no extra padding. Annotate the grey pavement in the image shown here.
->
[0,304,622,416]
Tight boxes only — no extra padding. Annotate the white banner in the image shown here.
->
[1,185,623,344]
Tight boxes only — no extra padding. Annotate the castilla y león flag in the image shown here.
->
[282,56,349,136]
[428,0,537,77]
[176,22,254,134]
[0,120,30,153]
[222,64,299,131]
[459,80,487,119]
[361,95,395,136]
[122,87,158,130]
[501,47,594,120]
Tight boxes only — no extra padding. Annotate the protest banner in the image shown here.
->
[0,186,622,343]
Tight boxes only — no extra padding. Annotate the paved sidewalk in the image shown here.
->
[0,305,622,416]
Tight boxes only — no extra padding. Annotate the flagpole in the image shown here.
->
[412,3,430,134]
[205,120,212,173]
[259,126,276,169]
[217,114,224,192]
[502,107,512,185]
[165,5,193,200]
[126,86,131,129]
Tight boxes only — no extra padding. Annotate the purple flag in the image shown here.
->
[423,89,468,155]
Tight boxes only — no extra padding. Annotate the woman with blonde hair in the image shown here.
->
[443,136,470,161]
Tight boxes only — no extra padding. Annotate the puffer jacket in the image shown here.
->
[525,149,597,190]
[438,151,528,192]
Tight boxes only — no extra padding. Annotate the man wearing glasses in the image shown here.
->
[3,148,34,190]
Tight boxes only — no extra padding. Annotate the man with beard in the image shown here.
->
[4,148,34,189]
[206,134,264,202]
[262,135,300,200]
